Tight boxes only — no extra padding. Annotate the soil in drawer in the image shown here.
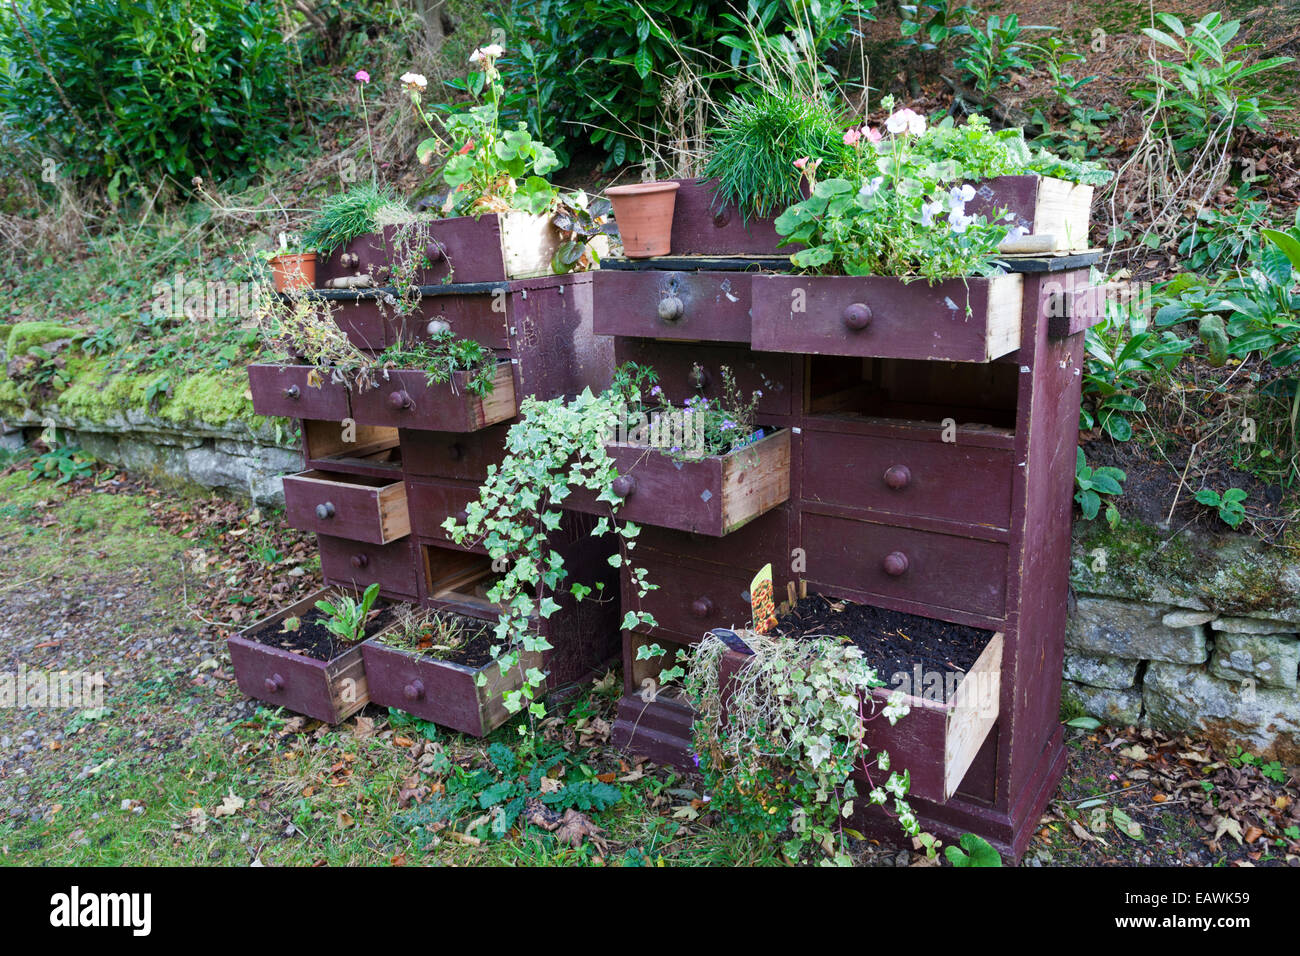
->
[228,587,393,724]
[283,470,409,544]
[801,428,1013,530]
[349,363,516,431]
[318,534,419,600]
[800,511,1008,620]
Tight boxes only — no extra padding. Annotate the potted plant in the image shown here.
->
[227,583,388,724]
[267,243,317,294]
[605,180,680,258]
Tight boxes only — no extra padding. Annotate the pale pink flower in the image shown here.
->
[865,126,882,145]
[354,70,370,83]
[843,127,862,146]
[794,156,810,170]
[885,108,926,137]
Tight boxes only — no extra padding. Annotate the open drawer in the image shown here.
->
[283,470,409,544]
[751,274,1024,363]
[568,429,791,537]
[362,635,544,737]
[227,586,394,724]
[348,362,516,432]
[716,631,1003,804]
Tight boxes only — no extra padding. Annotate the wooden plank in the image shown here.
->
[719,429,791,533]
[1032,177,1093,252]
[501,211,562,279]
[282,470,409,545]
[944,632,1004,799]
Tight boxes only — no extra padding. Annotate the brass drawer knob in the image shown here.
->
[843,302,873,331]
[658,296,684,322]
[883,551,909,576]
[883,465,912,490]
[315,502,335,520]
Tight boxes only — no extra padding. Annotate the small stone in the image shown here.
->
[1067,596,1207,664]
[1162,610,1216,628]
[1063,653,1141,690]
[1211,616,1298,635]
[1209,633,1300,690]
[1061,682,1143,724]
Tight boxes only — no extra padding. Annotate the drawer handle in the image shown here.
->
[883,551,910,576]
[264,673,284,693]
[388,389,413,410]
[658,296,684,323]
[447,442,464,460]
[691,596,714,619]
[283,384,300,400]
[712,207,731,228]
[426,318,451,336]
[688,366,711,391]
[424,241,445,263]
[340,252,359,268]
[611,475,637,499]
[315,502,335,520]
[350,554,369,569]
[403,679,426,701]
[883,465,912,490]
[843,302,873,331]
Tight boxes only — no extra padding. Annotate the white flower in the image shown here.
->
[858,175,885,201]
[400,72,428,89]
[948,184,975,208]
[885,107,926,137]
[1006,225,1028,241]
[920,198,945,227]
[949,210,975,234]
[470,43,505,63]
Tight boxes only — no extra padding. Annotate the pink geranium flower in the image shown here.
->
[865,126,882,144]
[843,127,862,146]
[354,70,370,83]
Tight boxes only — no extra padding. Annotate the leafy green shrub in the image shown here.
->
[1074,448,1125,525]
[703,90,849,220]
[1177,186,1273,272]
[954,14,1050,95]
[899,1,974,54]
[0,0,293,184]
[488,0,870,168]
[1132,12,1292,157]
[1082,298,1190,440]
[1194,487,1247,529]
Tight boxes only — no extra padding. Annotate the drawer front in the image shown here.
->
[638,504,790,567]
[630,556,758,639]
[800,512,1008,619]
[349,365,516,432]
[400,426,509,480]
[316,218,507,286]
[751,274,1023,363]
[248,365,350,421]
[329,300,390,351]
[801,430,1013,530]
[406,479,481,541]
[228,635,346,724]
[388,293,512,351]
[593,270,753,343]
[283,470,409,544]
[318,534,419,599]
[668,178,788,257]
[614,340,795,417]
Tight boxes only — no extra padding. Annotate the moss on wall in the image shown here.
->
[5,321,84,357]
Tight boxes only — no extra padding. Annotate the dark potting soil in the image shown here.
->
[248,606,394,662]
[775,594,993,701]
[383,612,499,668]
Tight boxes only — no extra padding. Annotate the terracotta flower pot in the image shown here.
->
[270,252,317,293]
[606,181,680,258]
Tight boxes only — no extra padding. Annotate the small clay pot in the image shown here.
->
[605,181,680,258]
[270,252,317,293]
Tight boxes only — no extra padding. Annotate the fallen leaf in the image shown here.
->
[214,792,245,817]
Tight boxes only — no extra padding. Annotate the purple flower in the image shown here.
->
[691,753,701,767]
[354,70,370,83]
[650,385,663,397]
[720,419,736,431]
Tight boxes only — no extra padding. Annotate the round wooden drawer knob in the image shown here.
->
[658,296,684,322]
[264,674,284,693]
[283,384,300,400]
[388,389,413,410]
[350,554,369,569]
[712,207,731,228]
[883,551,909,576]
[843,302,873,331]
[691,596,714,618]
[688,366,711,390]
[883,465,912,490]
[425,242,445,262]
[611,475,637,498]
[426,318,451,336]
[447,442,464,460]
[403,679,425,701]
[315,502,335,520]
